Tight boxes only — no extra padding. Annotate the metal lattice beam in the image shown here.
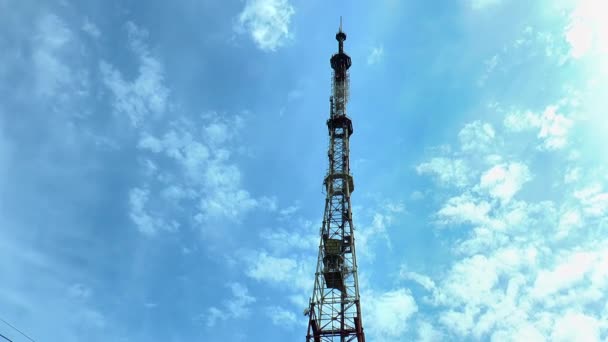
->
[306,21,365,342]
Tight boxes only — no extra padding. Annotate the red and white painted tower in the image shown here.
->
[306,19,365,342]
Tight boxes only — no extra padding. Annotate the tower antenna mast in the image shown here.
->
[305,19,365,342]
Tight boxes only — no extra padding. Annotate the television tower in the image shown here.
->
[306,18,365,342]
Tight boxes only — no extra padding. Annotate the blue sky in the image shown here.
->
[1,0,608,341]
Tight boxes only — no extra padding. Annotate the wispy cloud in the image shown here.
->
[236,0,295,52]
[470,0,502,10]
[367,45,384,65]
[265,306,298,327]
[201,283,256,327]
[458,121,496,152]
[100,22,169,127]
[134,113,270,230]
[82,18,101,38]
[128,186,180,236]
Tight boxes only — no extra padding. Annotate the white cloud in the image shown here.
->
[538,106,573,150]
[478,54,499,86]
[470,0,502,10]
[437,193,492,226]
[365,289,418,340]
[134,114,268,228]
[32,14,88,99]
[204,122,230,146]
[239,249,315,316]
[574,184,608,217]
[479,162,531,202]
[203,283,256,327]
[128,187,179,236]
[556,209,582,238]
[504,106,573,150]
[416,157,470,187]
[551,312,600,342]
[367,45,384,65]
[199,188,258,220]
[532,251,596,298]
[357,212,393,259]
[225,282,256,318]
[565,0,608,59]
[236,0,295,52]
[203,307,226,327]
[400,270,436,292]
[278,203,300,219]
[246,251,297,283]
[261,226,317,253]
[440,254,499,306]
[265,306,298,327]
[82,18,101,38]
[401,9,608,340]
[100,22,168,127]
[566,18,594,58]
[417,321,444,342]
[564,167,581,184]
[458,121,495,152]
[504,110,541,131]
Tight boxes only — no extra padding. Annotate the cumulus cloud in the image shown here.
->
[413,59,608,339]
[551,312,601,341]
[564,0,608,59]
[479,162,531,202]
[364,289,418,340]
[437,193,492,226]
[246,251,298,283]
[574,184,608,217]
[236,0,295,52]
[416,157,470,187]
[531,251,596,298]
[504,106,573,150]
[458,121,496,152]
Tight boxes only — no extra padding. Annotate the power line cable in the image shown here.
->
[0,332,13,342]
[0,317,35,342]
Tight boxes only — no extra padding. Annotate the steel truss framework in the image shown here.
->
[306,22,365,342]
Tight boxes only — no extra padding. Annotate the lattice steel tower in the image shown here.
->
[306,19,365,342]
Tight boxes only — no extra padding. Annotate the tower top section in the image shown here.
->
[336,16,346,49]
[331,16,352,71]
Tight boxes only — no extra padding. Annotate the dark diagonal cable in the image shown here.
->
[0,317,35,342]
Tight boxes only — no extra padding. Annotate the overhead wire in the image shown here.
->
[0,317,35,342]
